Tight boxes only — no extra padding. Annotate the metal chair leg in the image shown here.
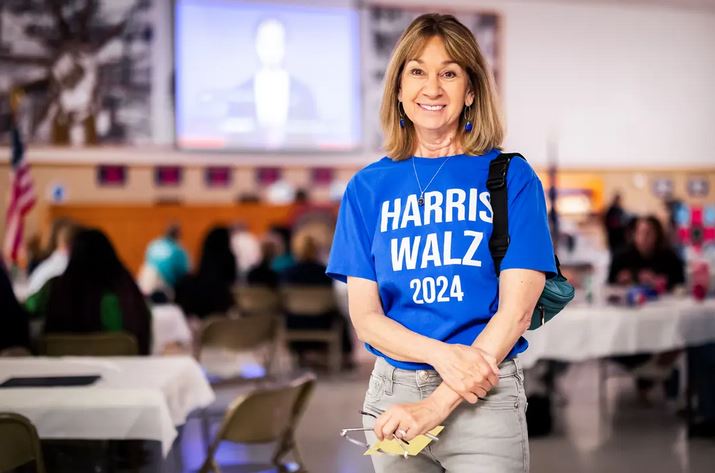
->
[201,409,212,454]
[598,359,608,420]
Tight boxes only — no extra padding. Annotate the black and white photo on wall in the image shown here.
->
[687,176,710,198]
[363,4,500,150]
[0,0,153,145]
[652,177,674,199]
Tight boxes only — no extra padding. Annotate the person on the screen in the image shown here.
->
[224,18,318,149]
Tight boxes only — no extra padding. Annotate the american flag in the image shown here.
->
[3,120,36,263]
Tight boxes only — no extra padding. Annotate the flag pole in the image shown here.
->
[3,86,33,278]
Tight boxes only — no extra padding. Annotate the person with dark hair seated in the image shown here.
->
[608,215,685,404]
[608,215,684,291]
[25,228,152,355]
[269,225,294,273]
[246,239,279,288]
[175,226,237,319]
[0,260,31,355]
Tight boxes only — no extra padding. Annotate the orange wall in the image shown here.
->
[46,204,296,274]
[2,160,715,268]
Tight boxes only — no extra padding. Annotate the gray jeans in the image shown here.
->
[362,357,529,473]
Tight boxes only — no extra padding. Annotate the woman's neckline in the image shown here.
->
[410,148,499,161]
[411,153,467,160]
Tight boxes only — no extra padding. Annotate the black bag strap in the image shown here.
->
[487,153,524,275]
[487,152,565,278]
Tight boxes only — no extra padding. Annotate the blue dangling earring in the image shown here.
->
[398,102,405,129]
[464,105,473,133]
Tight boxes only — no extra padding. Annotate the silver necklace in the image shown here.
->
[412,156,452,207]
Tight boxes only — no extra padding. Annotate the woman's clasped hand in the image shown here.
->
[429,343,500,403]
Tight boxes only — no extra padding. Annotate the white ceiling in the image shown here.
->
[514,0,715,12]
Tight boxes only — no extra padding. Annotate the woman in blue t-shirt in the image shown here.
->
[327,13,556,473]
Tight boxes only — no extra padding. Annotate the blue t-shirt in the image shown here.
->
[326,149,557,370]
[146,237,190,287]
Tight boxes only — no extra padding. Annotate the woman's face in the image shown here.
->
[398,36,473,137]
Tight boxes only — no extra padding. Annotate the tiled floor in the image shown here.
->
[176,360,715,473]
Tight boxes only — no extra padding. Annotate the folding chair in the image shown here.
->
[0,412,46,473]
[38,332,139,356]
[234,286,282,317]
[280,286,343,373]
[199,374,316,473]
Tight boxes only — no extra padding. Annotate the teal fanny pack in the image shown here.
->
[487,153,575,330]
[529,268,575,330]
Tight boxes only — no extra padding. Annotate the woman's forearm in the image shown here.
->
[474,268,544,362]
[352,310,444,364]
[472,308,531,363]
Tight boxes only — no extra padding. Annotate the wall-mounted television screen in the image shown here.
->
[175,0,361,152]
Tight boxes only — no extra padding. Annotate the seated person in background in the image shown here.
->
[25,218,78,297]
[0,260,31,355]
[27,228,152,355]
[280,234,332,286]
[175,226,237,319]
[608,215,685,291]
[603,192,629,257]
[607,215,685,404]
[24,234,44,276]
[230,223,261,281]
[269,226,294,273]
[246,239,279,288]
[138,224,190,301]
[280,234,353,362]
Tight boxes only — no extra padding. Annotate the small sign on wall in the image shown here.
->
[205,166,232,188]
[256,167,281,185]
[49,183,66,203]
[97,165,127,187]
[154,166,183,187]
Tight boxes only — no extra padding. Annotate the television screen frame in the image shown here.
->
[173,0,364,154]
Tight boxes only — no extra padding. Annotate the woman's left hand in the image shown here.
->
[373,398,448,442]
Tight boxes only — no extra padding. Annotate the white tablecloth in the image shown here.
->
[151,304,192,354]
[520,297,715,368]
[0,356,214,456]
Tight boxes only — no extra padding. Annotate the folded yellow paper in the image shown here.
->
[364,426,444,456]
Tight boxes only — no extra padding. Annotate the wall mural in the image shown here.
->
[0,0,153,145]
[364,5,500,150]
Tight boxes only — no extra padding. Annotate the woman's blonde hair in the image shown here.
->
[380,13,504,161]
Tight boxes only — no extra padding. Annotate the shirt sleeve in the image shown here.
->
[326,178,376,283]
[500,160,557,278]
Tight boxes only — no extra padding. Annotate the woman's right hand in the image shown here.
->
[429,343,500,404]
